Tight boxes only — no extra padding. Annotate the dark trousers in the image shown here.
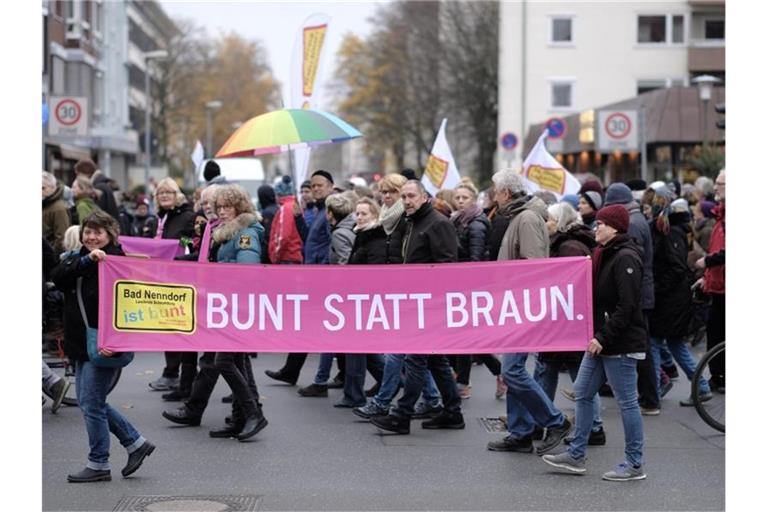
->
[637,312,659,409]
[707,293,726,386]
[342,354,385,405]
[162,351,198,393]
[451,354,502,385]
[185,352,219,416]
[393,355,461,418]
[278,352,345,381]
[214,352,259,421]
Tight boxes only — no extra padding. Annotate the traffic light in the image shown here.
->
[715,103,725,130]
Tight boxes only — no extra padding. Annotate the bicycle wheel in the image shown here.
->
[691,341,725,433]
[43,356,123,407]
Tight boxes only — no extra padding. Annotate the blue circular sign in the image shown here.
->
[500,132,518,150]
[545,117,567,139]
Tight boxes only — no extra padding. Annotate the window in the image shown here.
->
[638,14,686,44]
[551,82,572,109]
[705,19,725,40]
[551,17,572,43]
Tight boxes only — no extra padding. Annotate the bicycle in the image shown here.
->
[691,341,725,433]
[42,336,121,407]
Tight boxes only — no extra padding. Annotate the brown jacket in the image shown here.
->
[497,195,549,261]
[42,185,70,252]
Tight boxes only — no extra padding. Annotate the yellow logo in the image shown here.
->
[303,24,328,96]
[424,155,449,188]
[113,280,196,334]
[526,165,566,195]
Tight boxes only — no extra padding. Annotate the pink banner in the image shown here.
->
[98,256,593,354]
[119,236,185,260]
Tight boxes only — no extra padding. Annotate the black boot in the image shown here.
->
[162,406,202,426]
[67,468,111,483]
[122,441,155,477]
[237,406,268,441]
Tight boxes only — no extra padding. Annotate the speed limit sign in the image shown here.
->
[49,96,88,136]
[597,110,637,152]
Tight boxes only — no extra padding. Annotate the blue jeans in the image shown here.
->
[534,356,603,431]
[568,354,644,467]
[650,337,710,396]
[75,361,145,470]
[342,354,384,406]
[313,353,336,385]
[392,355,460,417]
[502,353,565,438]
[373,354,440,408]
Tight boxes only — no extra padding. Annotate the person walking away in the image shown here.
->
[73,159,120,222]
[43,171,71,253]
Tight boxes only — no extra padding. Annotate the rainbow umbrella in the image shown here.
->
[215,108,362,158]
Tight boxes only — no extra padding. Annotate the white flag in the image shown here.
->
[421,118,461,196]
[521,130,580,199]
[289,13,332,192]
[191,140,205,181]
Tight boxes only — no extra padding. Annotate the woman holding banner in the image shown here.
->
[207,184,268,441]
[52,211,155,483]
[542,204,647,481]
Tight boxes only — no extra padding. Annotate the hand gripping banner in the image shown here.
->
[98,256,593,354]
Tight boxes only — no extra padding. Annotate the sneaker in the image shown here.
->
[352,401,389,420]
[370,413,410,434]
[161,389,190,402]
[640,406,661,416]
[297,383,328,397]
[602,461,646,481]
[680,392,713,407]
[565,427,606,446]
[494,375,507,399]
[560,388,576,402]
[49,378,71,414]
[457,383,472,399]
[148,376,178,391]
[412,402,443,419]
[487,435,533,453]
[535,418,572,455]
[541,451,586,474]
[421,410,465,430]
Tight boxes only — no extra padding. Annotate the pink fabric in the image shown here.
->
[197,221,214,263]
[118,236,184,260]
[98,256,593,354]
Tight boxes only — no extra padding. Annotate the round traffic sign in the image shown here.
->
[604,112,631,139]
[54,99,82,127]
[545,117,568,139]
[500,132,518,150]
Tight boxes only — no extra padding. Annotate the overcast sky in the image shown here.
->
[161,0,387,107]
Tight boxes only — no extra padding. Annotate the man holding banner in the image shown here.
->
[370,180,465,434]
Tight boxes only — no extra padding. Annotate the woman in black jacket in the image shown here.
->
[51,211,154,483]
[649,197,712,406]
[149,178,198,399]
[542,205,647,482]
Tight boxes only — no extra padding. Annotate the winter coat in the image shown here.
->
[488,212,511,261]
[157,203,196,241]
[50,244,125,362]
[549,224,596,258]
[303,198,331,264]
[649,212,694,338]
[268,196,304,264]
[213,212,265,264]
[401,202,458,264]
[497,196,549,261]
[695,217,715,253]
[625,201,655,310]
[74,197,100,225]
[133,214,158,238]
[42,185,70,252]
[455,212,490,262]
[592,235,648,356]
[349,223,404,265]
[91,171,121,221]
[330,214,357,265]
[703,203,725,294]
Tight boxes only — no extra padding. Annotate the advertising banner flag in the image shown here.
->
[119,237,184,260]
[98,256,593,354]
[522,130,581,199]
[289,13,332,192]
[421,119,461,196]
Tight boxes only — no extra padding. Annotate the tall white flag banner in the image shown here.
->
[289,13,332,192]
[191,140,205,181]
[521,130,580,199]
[421,118,461,196]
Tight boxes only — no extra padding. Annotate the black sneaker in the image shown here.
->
[297,383,328,397]
[121,441,155,478]
[535,418,572,455]
[371,413,410,434]
[161,389,190,402]
[67,468,111,483]
[564,427,606,446]
[487,435,533,453]
[421,411,465,430]
[411,402,443,419]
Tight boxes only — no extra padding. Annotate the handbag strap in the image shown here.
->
[76,277,91,329]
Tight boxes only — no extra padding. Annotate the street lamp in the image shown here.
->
[691,75,721,147]
[143,49,168,191]
[205,100,223,158]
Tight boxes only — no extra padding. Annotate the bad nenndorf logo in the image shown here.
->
[113,280,196,334]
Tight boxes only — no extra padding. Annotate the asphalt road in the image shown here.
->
[42,352,724,511]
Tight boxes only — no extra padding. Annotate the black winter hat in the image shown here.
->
[203,160,221,182]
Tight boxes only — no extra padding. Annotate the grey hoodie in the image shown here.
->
[330,213,357,265]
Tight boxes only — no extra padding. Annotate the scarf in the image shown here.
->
[354,220,379,233]
[379,200,405,235]
[452,204,483,230]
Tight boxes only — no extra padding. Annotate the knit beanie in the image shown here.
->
[654,185,672,201]
[579,179,603,196]
[670,198,689,213]
[582,190,603,211]
[203,160,221,182]
[604,183,633,206]
[274,175,294,197]
[561,194,580,210]
[699,200,716,219]
[625,179,647,192]
[596,204,629,233]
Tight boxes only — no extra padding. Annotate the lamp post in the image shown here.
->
[143,49,168,191]
[205,100,223,158]
[691,75,721,148]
